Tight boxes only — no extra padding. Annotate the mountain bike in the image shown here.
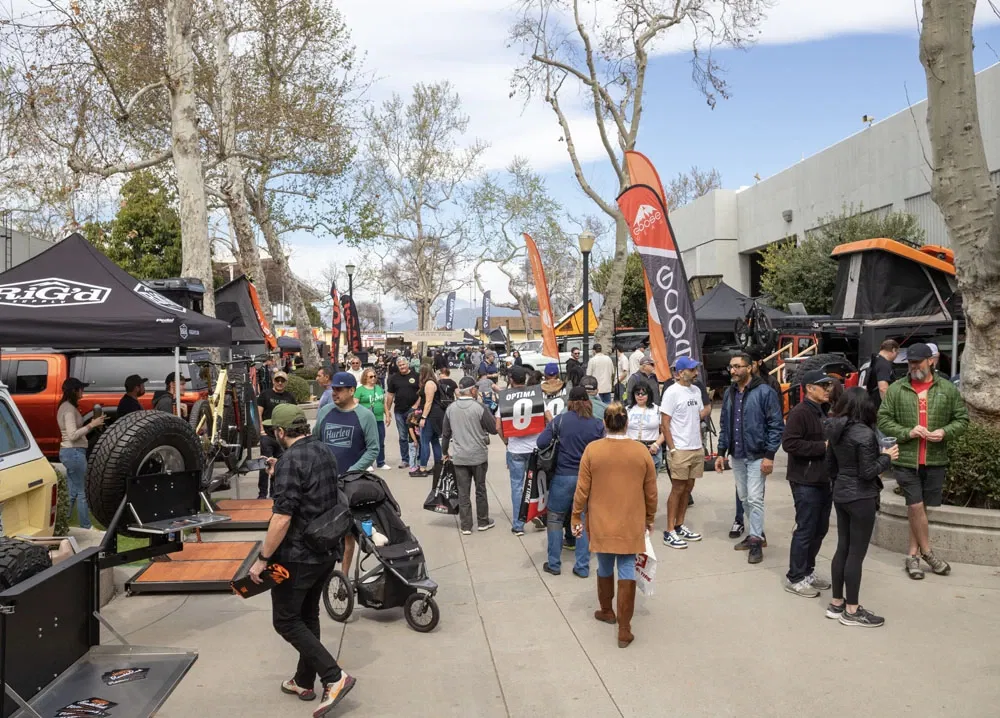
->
[189,355,267,492]
[735,296,777,352]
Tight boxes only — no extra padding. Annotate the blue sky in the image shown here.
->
[288,2,1000,326]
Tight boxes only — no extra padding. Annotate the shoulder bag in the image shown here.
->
[536,415,561,474]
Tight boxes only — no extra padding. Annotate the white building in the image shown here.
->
[670,63,1000,298]
[1,226,55,272]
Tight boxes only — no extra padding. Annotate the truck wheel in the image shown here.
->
[86,411,204,531]
[784,353,858,387]
[0,538,52,590]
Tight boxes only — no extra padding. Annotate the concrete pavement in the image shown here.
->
[101,403,1000,718]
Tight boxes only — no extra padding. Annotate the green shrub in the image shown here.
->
[944,423,1000,509]
[294,368,318,381]
[284,374,312,404]
[54,468,70,536]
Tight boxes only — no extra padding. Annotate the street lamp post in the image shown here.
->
[345,263,356,298]
[578,229,596,366]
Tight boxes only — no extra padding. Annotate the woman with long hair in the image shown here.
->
[355,368,388,470]
[626,384,665,468]
[512,350,523,367]
[57,378,105,529]
[535,386,605,578]
[572,402,657,648]
[825,387,898,628]
[415,365,445,477]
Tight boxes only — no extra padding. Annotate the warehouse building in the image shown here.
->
[1,221,55,272]
[671,63,1000,299]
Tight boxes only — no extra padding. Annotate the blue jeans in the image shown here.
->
[375,419,386,466]
[731,457,765,539]
[393,411,412,466]
[597,553,636,580]
[419,421,442,468]
[546,473,589,575]
[507,452,531,531]
[60,447,91,529]
[599,392,612,403]
[735,482,767,525]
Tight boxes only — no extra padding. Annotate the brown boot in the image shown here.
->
[594,575,616,624]
[617,579,636,648]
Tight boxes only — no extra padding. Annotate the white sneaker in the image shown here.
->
[663,531,688,549]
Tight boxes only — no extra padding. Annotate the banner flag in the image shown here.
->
[342,294,362,355]
[616,183,701,370]
[523,233,559,360]
[482,290,492,333]
[625,151,672,382]
[247,279,277,350]
[329,282,342,364]
[445,291,456,330]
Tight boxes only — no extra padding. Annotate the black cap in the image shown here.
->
[125,374,148,391]
[62,377,89,392]
[906,343,933,360]
[800,370,834,387]
[568,386,589,401]
[165,371,190,385]
[580,375,598,391]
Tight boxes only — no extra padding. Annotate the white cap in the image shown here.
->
[927,342,940,357]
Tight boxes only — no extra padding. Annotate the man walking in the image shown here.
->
[716,352,784,564]
[565,347,585,388]
[314,372,380,474]
[782,370,835,597]
[586,344,616,403]
[442,376,499,535]
[385,357,420,470]
[249,404,356,715]
[257,370,298,499]
[660,357,706,549]
[878,343,968,579]
[496,366,540,536]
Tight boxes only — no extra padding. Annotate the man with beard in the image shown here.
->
[117,374,148,418]
[565,347,585,388]
[878,343,967,580]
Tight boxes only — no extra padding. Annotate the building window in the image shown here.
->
[689,275,722,300]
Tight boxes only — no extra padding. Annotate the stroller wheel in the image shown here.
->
[404,593,440,633]
[323,570,354,622]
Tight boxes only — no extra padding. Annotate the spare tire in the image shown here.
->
[0,538,52,590]
[784,353,857,387]
[86,411,204,530]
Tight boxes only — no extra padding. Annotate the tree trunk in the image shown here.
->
[247,186,321,371]
[920,0,1000,425]
[165,0,214,317]
[211,0,273,326]
[595,215,629,349]
[518,297,534,340]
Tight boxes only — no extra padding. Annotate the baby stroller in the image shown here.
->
[323,470,440,633]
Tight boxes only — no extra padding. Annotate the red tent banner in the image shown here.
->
[342,294,362,355]
[329,282,342,364]
[616,183,701,368]
[625,150,672,382]
[247,279,277,350]
[523,233,559,360]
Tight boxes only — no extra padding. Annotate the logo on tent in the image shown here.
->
[134,283,187,313]
[0,278,111,308]
[632,204,662,236]
[179,324,189,340]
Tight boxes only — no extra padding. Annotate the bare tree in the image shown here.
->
[664,166,722,209]
[510,0,769,346]
[356,82,485,330]
[920,0,1000,424]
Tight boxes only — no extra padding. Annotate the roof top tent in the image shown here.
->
[554,300,599,337]
[215,274,277,365]
[0,232,232,414]
[692,281,788,333]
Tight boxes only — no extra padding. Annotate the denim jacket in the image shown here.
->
[718,377,784,461]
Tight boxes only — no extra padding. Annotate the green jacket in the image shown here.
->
[355,384,385,421]
[877,373,968,468]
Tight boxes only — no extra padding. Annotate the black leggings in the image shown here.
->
[831,498,877,605]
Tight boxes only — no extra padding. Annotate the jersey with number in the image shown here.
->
[543,387,568,419]
[498,386,546,438]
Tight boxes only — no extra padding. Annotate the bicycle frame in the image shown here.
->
[196,366,229,446]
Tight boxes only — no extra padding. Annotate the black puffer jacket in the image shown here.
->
[825,417,892,504]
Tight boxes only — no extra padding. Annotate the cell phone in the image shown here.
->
[92,404,103,418]
[244,457,267,472]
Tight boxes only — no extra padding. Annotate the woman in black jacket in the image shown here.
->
[825,387,899,628]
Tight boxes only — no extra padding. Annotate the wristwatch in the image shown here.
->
[258,553,271,563]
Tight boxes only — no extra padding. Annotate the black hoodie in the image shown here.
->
[825,417,892,504]
[151,389,174,413]
[781,399,829,486]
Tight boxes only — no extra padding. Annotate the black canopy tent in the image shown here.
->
[693,282,787,333]
[0,233,232,414]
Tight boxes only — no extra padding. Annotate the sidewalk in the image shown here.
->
[102,407,1000,718]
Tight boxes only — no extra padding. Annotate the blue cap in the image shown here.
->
[331,371,357,388]
[544,362,559,376]
[675,356,701,371]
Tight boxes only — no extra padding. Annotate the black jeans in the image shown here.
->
[831,498,877,605]
[271,559,342,688]
[786,482,832,584]
[259,434,282,498]
[454,463,489,532]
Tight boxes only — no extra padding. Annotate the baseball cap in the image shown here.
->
[62,377,90,392]
[331,371,357,388]
[458,376,477,390]
[125,374,148,391]
[581,375,598,391]
[273,370,289,381]
[675,356,701,371]
[926,342,940,357]
[906,343,933,361]
[262,403,308,429]
[568,386,589,401]
[639,356,655,367]
[800,370,834,387]
[165,371,189,385]
[544,362,559,377]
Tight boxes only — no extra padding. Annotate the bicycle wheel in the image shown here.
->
[734,317,751,348]
[323,570,354,622]
[751,310,775,351]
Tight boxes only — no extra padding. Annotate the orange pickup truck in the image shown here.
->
[0,350,208,459]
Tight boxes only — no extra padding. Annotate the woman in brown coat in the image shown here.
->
[572,402,658,648]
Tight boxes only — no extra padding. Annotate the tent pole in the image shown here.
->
[175,347,182,417]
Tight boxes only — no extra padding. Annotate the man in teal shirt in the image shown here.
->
[313,372,380,473]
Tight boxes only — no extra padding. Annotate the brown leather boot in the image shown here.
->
[617,579,636,648]
[594,575,616,624]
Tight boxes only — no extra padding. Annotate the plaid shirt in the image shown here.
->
[877,373,968,468]
[271,436,340,564]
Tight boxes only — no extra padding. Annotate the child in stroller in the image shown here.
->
[323,470,440,632]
